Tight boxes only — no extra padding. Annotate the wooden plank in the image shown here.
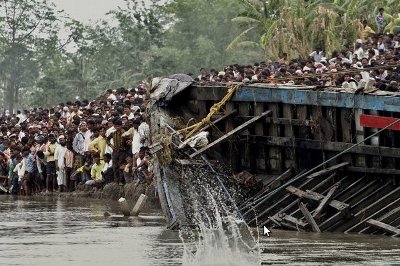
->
[319,212,347,232]
[270,174,337,222]
[198,109,238,133]
[313,183,340,219]
[325,107,338,165]
[259,173,337,227]
[346,166,400,175]
[343,186,400,233]
[367,219,400,235]
[190,110,272,158]
[240,169,293,209]
[265,117,314,126]
[254,178,315,225]
[306,162,349,179]
[286,185,306,198]
[118,198,131,216]
[239,103,251,170]
[240,135,400,159]
[254,103,266,171]
[340,109,352,142]
[266,168,292,190]
[359,204,400,234]
[376,206,400,223]
[131,194,148,216]
[268,103,282,173]
[190,85,400,112]
[286,185,349,211]
[299,202,321,232]
[354,109,366,167]
[360,114,400,131]
[311,106,322,140]
[282,214,308,229]
[269,216,282,227]
[225,102,238,172]
[282,104,296,169]
[297,105,311,169]
[340,109,353,168]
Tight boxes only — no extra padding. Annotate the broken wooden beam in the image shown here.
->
[190,110,272,158]
[359,205,400,234]
[131,194,148,216]
[306,163,349,179]
[198,109,238,132]
[286,185,349,211]
[313,183,340,219]
[299,202,321,232]
[366,219,400,235]
[282,214,308,230]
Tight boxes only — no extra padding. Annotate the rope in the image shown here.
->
[174,84,241,140]
[240,117,400,217]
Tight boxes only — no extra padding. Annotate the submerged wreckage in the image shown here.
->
[149,74,400,237]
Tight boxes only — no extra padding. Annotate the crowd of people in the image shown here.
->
[0,84,153,195]
[195,31,400,92]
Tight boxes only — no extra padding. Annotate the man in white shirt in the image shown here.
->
[309,48,324,63]
[122,119,141,155]
[55,135,67,192]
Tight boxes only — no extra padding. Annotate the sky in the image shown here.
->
[50,0,128,24]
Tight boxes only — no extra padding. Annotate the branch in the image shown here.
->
[19,17,42,41]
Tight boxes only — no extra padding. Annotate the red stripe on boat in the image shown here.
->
[360,114,400,131]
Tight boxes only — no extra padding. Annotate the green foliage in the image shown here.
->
[2,0,265,109]
[0,0,62,111]
[230,0,400,60]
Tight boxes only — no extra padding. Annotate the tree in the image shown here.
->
[154,0,262,75]
[0,0,61,113]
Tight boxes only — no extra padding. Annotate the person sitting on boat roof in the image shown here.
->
[309,46,324,63]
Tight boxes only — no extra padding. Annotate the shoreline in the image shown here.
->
[5,181,162,215]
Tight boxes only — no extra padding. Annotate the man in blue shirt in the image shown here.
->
[22,147,35,196]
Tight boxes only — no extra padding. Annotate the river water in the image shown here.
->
[0,196,399,266]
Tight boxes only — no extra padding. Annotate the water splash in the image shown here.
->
[179,170,261,266]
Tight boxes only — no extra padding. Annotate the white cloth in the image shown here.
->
[18,131,25,141]
[14,161,25,182]
[178,131,209,149]
[309,51,323,62]
[354,48,365,60]
[138,122,150,147]
[107,94,117,101]
[83,130,92,152]
[132,128,141,155]
[105,126,116,154]
[103,160,112,172]
[54,145,67,185]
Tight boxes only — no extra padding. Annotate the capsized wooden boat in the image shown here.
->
[148,75,241,229]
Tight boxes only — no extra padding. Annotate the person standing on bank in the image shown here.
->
[73,122,87,169]
[54,135,67,192]
[45,134,57,192]
[107,120,125,183]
